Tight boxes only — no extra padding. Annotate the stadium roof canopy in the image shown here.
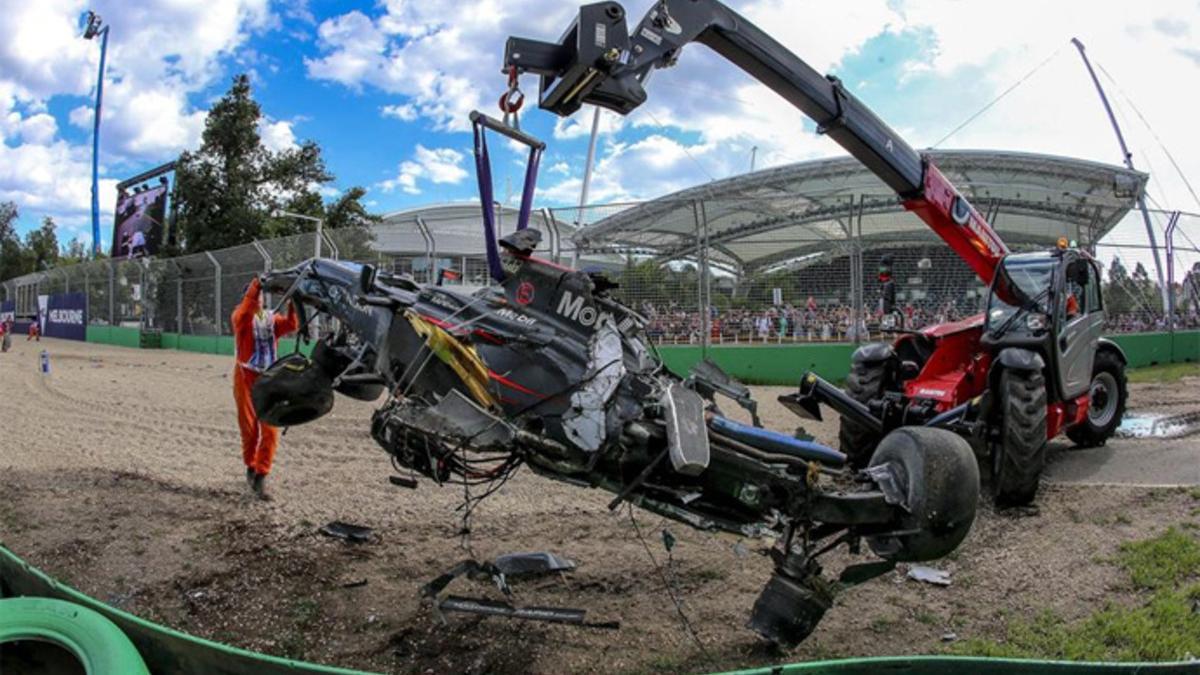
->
[574,150,1147,274]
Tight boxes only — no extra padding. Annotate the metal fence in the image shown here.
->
[544,203,1200,346]
[1,206,1197,345]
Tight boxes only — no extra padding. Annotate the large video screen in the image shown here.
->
[111,180,168,259]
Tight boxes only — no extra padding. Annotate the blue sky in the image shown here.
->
[2,0,1198,249]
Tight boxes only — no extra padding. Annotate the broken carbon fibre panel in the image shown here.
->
[561,319,626,452]
[404,309,498,410]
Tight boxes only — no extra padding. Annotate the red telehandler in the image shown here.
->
[506,0,1129,506]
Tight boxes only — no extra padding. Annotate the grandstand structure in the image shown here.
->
[561,149,1149,341]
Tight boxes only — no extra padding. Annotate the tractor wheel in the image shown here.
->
[1066,350,1127,448]
[865,427,979,562]
[993,368,1047,506]
[838,358,889,468]
[312,338,385,402]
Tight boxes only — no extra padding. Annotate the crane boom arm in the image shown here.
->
[504,0,1008,282]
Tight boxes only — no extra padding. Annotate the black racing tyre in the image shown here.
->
[1066,350,1127,448]
[0,597,150,675]
[993,368,1048,506]
[838,358,890,468]
[866,427,979,562]
[251,353,335,427]
[312,339,384,402]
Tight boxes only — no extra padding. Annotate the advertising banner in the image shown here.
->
[0,300,13,326]
[41,292,88,341]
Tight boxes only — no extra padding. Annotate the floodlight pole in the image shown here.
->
[83,12,110,258]
[577,106,602,229]
[1071,38,1168,312]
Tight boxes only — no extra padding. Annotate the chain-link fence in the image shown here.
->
[1,206,1196,345]
[549,201,1200,346]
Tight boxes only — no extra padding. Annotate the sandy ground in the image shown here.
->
[1,338,1199,674]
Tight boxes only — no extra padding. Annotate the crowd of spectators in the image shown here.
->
[1106,311,1200,333]
[641,300,1200,344]
[642,298,971,344]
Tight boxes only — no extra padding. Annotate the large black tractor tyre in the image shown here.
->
[838,358,889,468]
[866,427,979,562]
[1066,350,1128,448]
[993,368,1048,506]
[312,338,385,402]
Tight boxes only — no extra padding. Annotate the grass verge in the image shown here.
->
[952,527,1200,661]
[1127,362,1200,384]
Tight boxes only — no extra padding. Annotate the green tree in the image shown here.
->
[0,201,32,281]
[24,216,60,271]
[58,237,91,266]
[175,74,376,255]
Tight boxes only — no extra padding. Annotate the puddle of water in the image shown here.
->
[1117,411,1200,439]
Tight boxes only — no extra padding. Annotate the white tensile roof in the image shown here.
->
[574,150,1148,273]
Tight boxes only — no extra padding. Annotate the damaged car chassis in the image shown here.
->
[254,237,980,648]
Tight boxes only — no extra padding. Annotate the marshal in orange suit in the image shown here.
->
[231,277,298,500]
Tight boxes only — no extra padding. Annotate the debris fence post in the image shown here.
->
[205,251,221,335]
[1164,211,1181,334]
[108,260,115,326]
[175,262,183,336]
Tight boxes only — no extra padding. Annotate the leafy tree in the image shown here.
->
[58,238,92,266]
[24,217,60,271]
[175,75,318,250]
[325,187,379,231]
[0,201,32,281]
[175,74,373,254]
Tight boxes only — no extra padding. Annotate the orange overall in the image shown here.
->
[231,278,298,476]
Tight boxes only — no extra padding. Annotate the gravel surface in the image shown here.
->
[1,337,1197,674]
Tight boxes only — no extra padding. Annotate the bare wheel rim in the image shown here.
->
[1088,371,1119,428]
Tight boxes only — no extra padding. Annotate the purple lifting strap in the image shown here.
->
[472,114,544,283]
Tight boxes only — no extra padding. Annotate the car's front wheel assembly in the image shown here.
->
[866,426,980,562]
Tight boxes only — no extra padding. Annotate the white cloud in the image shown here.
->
[380,103,418,121]
[306,0,580,132]
[0,0,275,243]
[378,144,468,195]
[549,161,570,176]
[259,118,297,152]
[539,134,722,205]
[309,0,1200,214]
[553,108,624,140]
[15,113,58,145]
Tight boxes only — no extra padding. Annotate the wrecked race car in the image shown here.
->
[253,228,980,648]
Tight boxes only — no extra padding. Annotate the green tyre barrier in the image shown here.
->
[0,597,150,675]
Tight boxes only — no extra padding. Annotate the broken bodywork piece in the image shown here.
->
[420,553,610,630]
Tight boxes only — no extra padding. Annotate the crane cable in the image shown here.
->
[930,44,1065,149]
[1095,61,1200,211]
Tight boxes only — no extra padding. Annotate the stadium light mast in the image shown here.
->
[82,10,109,258]
[1071,37,1168,312]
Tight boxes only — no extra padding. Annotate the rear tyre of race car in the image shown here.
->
[251,353,335,427]
[866,426,979,562]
